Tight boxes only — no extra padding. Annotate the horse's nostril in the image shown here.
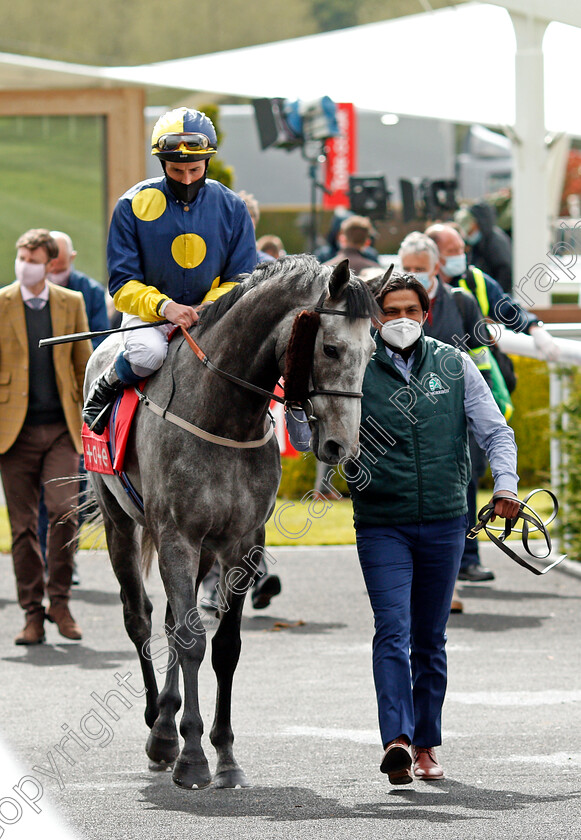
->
[322,439,342,464]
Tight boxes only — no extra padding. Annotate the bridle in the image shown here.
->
[135,288,366,447]
[467,488,566,575]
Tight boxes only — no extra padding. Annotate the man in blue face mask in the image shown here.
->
[427,223,558,362]
[398,232,493,388]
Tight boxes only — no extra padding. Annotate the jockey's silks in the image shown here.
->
[108,176,257,322]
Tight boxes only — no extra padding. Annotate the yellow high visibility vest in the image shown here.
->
[460,266,489,317]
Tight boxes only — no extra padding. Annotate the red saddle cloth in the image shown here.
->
[82,385,143,475]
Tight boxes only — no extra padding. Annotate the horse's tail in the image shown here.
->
[141,527,156,578]
[47,474,106,550]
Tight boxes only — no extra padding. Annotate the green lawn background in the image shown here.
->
[0,489,554,552]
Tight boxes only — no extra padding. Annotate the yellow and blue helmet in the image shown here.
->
[151,107,218,162]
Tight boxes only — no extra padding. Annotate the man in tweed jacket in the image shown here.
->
[0,229,92,645]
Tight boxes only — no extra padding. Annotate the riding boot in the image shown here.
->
[83,362,125,435]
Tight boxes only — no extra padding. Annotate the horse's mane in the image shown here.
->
[197,254,379,334]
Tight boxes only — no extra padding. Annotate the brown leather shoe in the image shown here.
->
[412,746,444,779]
[450,585,464,614]
[15,611,46,645]
[47,604,82,640]
[380,737,413,785]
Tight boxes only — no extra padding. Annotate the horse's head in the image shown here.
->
[281,260,377,464]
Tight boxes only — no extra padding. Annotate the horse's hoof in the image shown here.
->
[213,768,250,789]
[172,757,212,790]
[146,732,180,766]
[148,759,174,772]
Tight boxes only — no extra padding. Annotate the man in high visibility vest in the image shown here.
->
[426,224,559,362]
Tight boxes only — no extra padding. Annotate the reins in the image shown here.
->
[179,325,286,405]
[180,289,364,405]
[467,488,566,575]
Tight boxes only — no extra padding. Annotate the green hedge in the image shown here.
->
[554,367,581,558]
[505,355,551,487]
[278,451,349,499]
[279,355,552,499]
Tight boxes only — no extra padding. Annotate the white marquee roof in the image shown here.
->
[1,2,581,133]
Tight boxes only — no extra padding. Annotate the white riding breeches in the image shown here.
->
[120,314,174,378]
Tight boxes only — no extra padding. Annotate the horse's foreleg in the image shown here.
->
[210,590,249,788]
[146,600,181,769]
[209,541,264,788]
[158,542,211,790]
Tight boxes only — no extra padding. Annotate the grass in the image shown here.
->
[0,488,555,552]
[0,115,106,286]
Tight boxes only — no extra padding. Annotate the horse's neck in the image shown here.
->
[202,278,324,383]
[168,279,323,435]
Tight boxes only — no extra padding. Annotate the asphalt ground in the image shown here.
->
[0,542,580,840]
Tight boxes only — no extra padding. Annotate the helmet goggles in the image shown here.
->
[153,132,213,154]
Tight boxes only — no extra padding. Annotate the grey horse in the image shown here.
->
[84,255,376,790]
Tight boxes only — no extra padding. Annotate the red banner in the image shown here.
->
[323,103,357,209]
[270,382,300,458]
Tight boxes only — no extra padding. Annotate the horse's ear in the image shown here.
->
[377,263,395,301]
[328,259,350,300]
[382,263,394,284]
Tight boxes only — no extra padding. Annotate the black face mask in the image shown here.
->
[162,161,207,203]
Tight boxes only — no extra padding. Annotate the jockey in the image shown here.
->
[83,106,257,434]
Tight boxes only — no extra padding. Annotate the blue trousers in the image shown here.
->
[461,433,487,569]
[356,515,467,749]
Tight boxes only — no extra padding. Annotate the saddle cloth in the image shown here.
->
[82,384,143,474]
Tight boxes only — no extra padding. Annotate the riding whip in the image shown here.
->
[467,488,566,575]
[38,320,169,348]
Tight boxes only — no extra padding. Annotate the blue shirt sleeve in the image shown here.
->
[461,352,519,494]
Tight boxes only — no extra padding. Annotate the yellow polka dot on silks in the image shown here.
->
[171,234,207,270]
[131,189,167,222]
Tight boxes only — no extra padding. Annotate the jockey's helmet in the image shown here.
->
[151,107,218,163]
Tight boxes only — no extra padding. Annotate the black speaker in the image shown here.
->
[251,98,301,150]
[420,178,458,218]
[399,178,458,222]
[348,175,388,219]
[429,179,458,213]
[399,179,418,223]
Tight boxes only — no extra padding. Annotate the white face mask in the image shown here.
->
[46,269,70,286]
[15,258,46,289]
[380,317,423,350]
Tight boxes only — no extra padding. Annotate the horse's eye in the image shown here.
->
[323,344,339,359]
